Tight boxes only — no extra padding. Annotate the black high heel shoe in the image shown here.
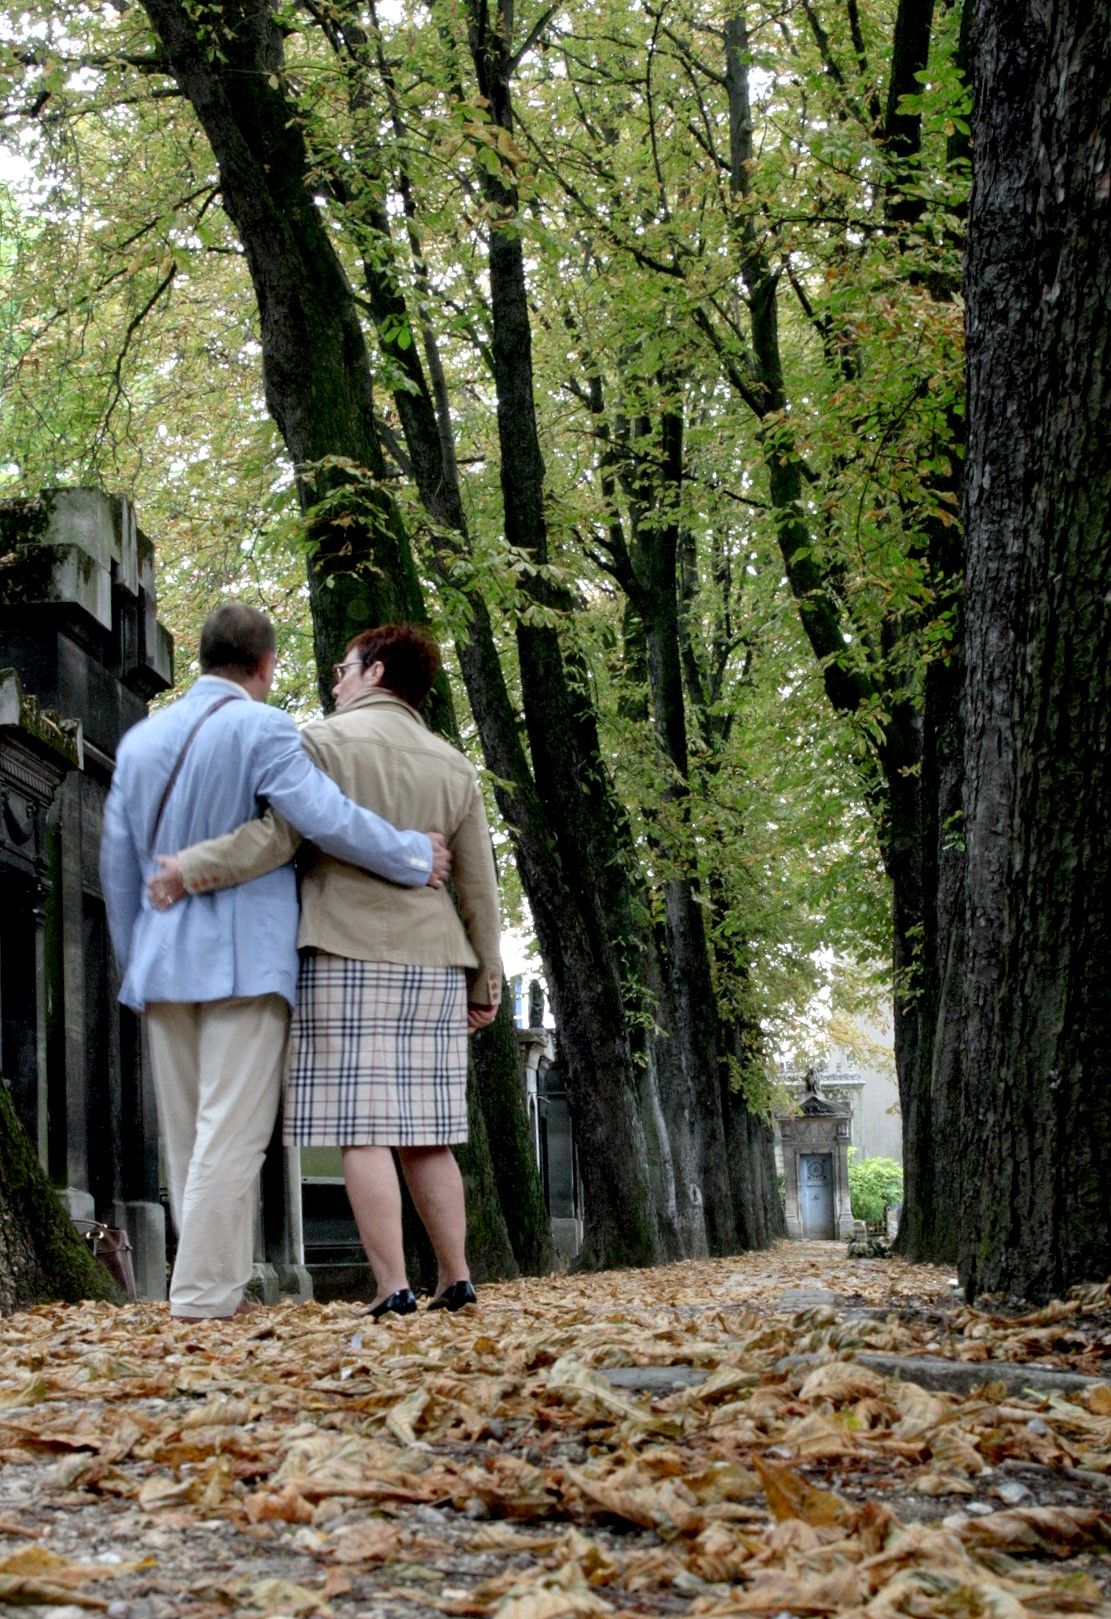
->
[367,1287,418,1319]
[427,1279,477,1312]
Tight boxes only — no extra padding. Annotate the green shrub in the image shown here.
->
[847,1151,903,1224]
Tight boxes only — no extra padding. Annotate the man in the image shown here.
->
[100,602,451,1322]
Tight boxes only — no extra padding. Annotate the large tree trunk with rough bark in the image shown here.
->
[893,642,965,1264]
[884,0,970,1269]
[0,1079,119,1315]
[636,412,739,1256]
[947,0,1111,1300]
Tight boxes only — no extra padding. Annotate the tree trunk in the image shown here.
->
[721,1060,786,1250]
[471,998,551,1275]
[954,0,1111,1300]
[882,0,969,1264]
[138,0,422,691]
[893,641,964,1263]
[899,0,974,1269]
[0,1079,119,1315]
[626,408,740,1255]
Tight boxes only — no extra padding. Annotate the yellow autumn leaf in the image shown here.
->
[716,1565,867,1611]
[681,1364,760,1404]
[929,1427,987,1475]
[493,1592,599,1619]
[0,1546,145,1581]
[137,1473,195,1511]
[778,1409,860,1457]
[752,1455,853,1526]
[0,1374,50,1409]
[890,1379,953,1435]
[565,1466,702,1534]
[913,1468,975,1495]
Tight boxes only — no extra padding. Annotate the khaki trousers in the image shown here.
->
[145,995,290,1318]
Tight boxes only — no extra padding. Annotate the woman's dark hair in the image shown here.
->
[345,623,441,709]
[198,602,276,674]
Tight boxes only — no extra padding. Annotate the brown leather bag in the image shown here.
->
[73,1220,138,1299]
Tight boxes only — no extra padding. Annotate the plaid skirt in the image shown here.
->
[284,952,469,1147]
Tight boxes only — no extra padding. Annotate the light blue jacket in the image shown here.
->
[100,676,434,1012]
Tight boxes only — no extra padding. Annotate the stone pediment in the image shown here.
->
[798,1092,844,1116]
[781,1066,851,1120]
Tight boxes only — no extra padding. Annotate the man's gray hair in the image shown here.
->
[198,602,276,674]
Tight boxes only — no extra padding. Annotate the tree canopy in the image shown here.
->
[0,0,912,1027]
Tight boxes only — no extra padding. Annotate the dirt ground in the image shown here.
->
[0,1242,1108,1618]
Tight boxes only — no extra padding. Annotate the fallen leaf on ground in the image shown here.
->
[959,1507,1111,1557]
[752,1456,853,1526]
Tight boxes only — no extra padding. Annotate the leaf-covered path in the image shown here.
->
[0,1243,1108,1617]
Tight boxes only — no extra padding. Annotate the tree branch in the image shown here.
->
[510,4,559,73]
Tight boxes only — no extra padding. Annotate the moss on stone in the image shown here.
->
[0,1077,121,1316]
[0,671,82,767]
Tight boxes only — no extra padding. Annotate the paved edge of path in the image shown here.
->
[601,1353,1107,1398]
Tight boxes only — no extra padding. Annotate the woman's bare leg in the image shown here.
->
[397,1146,469,1296]
[342,1146,409,1307]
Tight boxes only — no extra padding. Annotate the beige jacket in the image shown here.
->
[177,690,502,1007]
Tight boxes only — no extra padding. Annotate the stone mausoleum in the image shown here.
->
[0,489,173,1296]
[511,977,582,1262]
[778,1070,855,1241]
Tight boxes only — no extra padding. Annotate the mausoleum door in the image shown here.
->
[0,870,43,1155]
[799,1152,836,1238]
[82,892,122,1212]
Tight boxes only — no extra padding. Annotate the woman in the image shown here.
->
[151,624,501,1317]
